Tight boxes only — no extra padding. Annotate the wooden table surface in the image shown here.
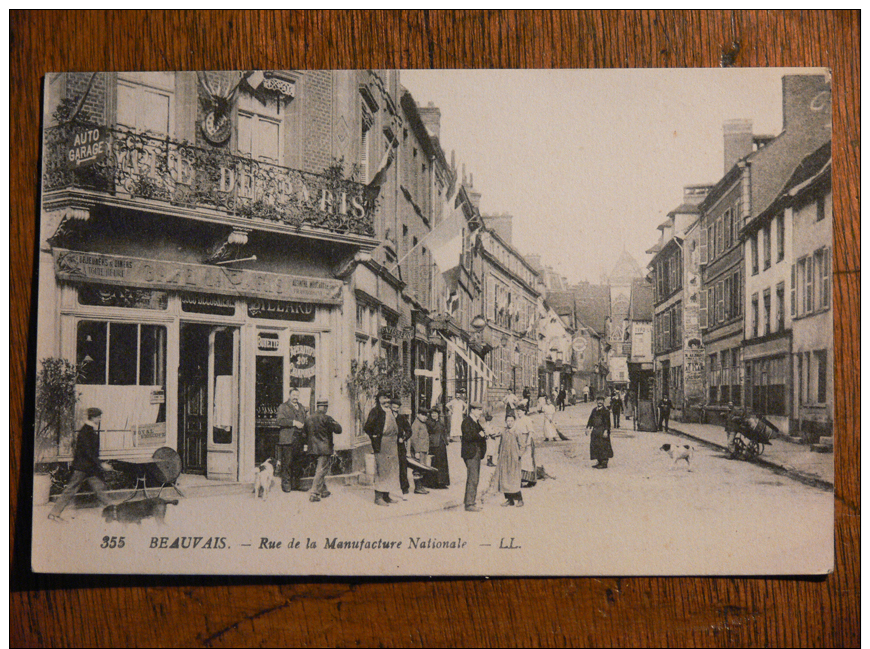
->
[10,10,859,647]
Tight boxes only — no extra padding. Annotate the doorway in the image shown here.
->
[178,323,239,478]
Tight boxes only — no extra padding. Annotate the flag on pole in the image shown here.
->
[367,143,396,194]
[429,183,465,274]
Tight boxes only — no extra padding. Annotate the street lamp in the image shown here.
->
[512,343,521,393]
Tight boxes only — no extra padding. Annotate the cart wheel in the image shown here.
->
[730,437,745,459]
[748,440,761,458]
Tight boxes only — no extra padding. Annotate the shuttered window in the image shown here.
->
[790,264,796,316]
[806,255,815,313]
[819,247,831,309]
[699,289,708,329]
[700,227,708,265]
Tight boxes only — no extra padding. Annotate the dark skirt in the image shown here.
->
[589,428,614,461]
[427,444,450,487]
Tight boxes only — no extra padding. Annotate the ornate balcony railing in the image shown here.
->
[43,123,376,238]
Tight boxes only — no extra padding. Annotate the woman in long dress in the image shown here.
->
[542,398,558,441]
[496,413,525,507]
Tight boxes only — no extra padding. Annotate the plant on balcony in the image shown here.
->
[346,357,413,426]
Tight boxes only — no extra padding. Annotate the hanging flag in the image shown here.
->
[429,184,465,274]
[366,143,396,195]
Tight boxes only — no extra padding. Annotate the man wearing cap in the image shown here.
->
[49,407,115,521]
[363,391,400,506]
[409,408,430,495]
[276,389,308,492]
[461,402,487,512]
[304,399,342,503]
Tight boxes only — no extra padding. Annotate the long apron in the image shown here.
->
[374,412,401,492]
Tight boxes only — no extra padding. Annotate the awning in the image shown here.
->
[440,333,494,384]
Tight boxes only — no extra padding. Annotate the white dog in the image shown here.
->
[253,458,279,499]
[660,443,695,469]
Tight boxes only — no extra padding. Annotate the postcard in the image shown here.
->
[31,68,833,575]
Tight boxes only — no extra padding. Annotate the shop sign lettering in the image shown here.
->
[257,333,281,352]
[67,127,107,169]
[379,325,413,341]
[54,249,343,305]
[135,422,167,446]
[248,299,315,321]
[289,344,316,378]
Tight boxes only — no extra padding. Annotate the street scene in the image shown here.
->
[32,69,833,575]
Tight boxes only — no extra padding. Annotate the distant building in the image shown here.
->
[605,250,644,390]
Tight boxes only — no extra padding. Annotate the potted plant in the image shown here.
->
[34,357,80,505]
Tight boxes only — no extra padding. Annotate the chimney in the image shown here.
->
[781,73,830,134]
[483,214,513,245]
[723,119,753,173]
[417,102,442,139]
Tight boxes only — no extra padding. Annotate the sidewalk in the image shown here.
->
[666,419,834,490]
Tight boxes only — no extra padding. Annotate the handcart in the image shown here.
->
[729,414,779,460]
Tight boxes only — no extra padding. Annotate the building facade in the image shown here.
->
[42,70,397,480]
[479,215,540,410]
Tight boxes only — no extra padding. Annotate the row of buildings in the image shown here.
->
[646,73,833,445]
[38,70,623,484]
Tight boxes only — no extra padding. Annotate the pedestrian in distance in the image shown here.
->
[425,408,450,489]
[583,385,590,403]
[48,407,115,521]
[461,402,487,512]
[522,386,532,414]
[610,392,623,429]
[363,391,401,506]
[503,389,519,419]
[541,398,558,441]
[586,397,613,469]
[393,400,412,496]
[409,408,431,495]
[658,395,674,432]
[447,391,467,441]
[275,388,308,492]
[304,399,342,502]
[496,413,526,507]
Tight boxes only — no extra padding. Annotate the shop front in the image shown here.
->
[52,249,344,484]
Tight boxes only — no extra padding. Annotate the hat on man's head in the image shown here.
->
[316,399,329,407]
[376,390,390,400]
[390,398,402,406]
[86,407,103,419]
[417,408,428,416]
[469,402,484,411]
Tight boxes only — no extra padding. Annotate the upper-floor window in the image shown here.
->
[776,282,785,332]
[816,196,826,221]
[751,233,759,275]
[238,93,281,164]
[116,73,173,136]
[763,223,772,270]
[762,288,771,335]
[776,213,785,262]
[751,293,759,338]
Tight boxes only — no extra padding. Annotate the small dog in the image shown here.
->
[253,458,278,500]
[660,443,695,468]
[102,497,178,525]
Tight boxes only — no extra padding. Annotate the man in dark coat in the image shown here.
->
[522,387,532,414]
[276,389,308,492]
[425,408,450,489]
[461,403,487,512]
[392,399,412,496]
[557,387,567,411]
[658,396,674,432]
[363,391,400,506]
[304,399,342,502]
[586,397,613,469]
[49,407,115,521]
[610,393,623,429]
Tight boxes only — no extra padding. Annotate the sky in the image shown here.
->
[401,68,820,284]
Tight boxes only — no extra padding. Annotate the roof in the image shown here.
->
[570,283,611,336]
[606,250,643,285]
[747,140,831,233]
[668,202,701,215]
[628,278,655,321]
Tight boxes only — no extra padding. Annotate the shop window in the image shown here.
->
[77,321,167,386]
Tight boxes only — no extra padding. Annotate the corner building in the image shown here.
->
[40,71,400,482]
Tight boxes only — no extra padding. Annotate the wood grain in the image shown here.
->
[10,10,859,647]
